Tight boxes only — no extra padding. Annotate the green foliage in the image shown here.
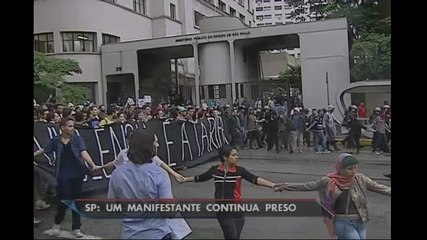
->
[61,84,91,105]
[290,0,391,81]
[279,65,302,91]
[34,52,88,103]
[350,32,390,80]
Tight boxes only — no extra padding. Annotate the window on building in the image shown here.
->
[133,0,146,14]
[263,0,271,2]
[229,7,236,16]
[256,15,263,20]
[264,14,272,19]
[275,14,282,20]
[275,5,282,10]
[256,7,263,11]
[218,1,226,12]
[264,6,271,11]
[276,22,284,25]
[239,14,245,22]
[265,23,272,25]
[274,0,281,2]
[62,32,96,52]
[256,0,262,3]
[102,34,120,45]
[170,3,176,19]
[34,33,54,53]
[208,85,226,99]
[194,11,206,27]
[102,0,117,3]
[257,23,265,26]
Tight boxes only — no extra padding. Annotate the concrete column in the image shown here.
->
[229,40,236,104]
[193,43,200,106]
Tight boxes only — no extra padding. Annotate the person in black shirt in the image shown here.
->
[181,146,278,239]
[34,117,101,238]
[346,111,372,154]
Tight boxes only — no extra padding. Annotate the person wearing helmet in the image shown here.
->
[369,107,381,152]
[341,106,357,147]
[382,105,391,152]
[371,108,388,154]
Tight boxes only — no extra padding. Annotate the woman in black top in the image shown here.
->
[181,146,278,239]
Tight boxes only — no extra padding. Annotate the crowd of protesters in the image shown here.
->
[33,95,391,156]
[33,95,391,226]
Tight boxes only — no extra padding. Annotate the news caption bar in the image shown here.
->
[74,199,326,218]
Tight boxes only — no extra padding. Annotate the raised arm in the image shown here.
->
[240,167,276,188]
[152,156,185,183]
[360,174,391,196]
[77,136,101,170]
[182,166,215,183]
[81,150,101,170]
[102,161,115,170]
[276,177,330,191]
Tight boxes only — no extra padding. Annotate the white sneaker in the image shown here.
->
[73,229,84,238]
[52,224,61,237]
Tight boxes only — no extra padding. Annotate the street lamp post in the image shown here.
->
[326,72,330,105]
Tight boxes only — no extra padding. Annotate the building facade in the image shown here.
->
[34,0,254,104]
[254,0,327,27]
[101,17,352,116]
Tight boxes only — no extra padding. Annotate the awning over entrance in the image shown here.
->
[336,79,391,117]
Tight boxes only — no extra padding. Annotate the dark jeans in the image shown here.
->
[276,131,288,151]
[373,132,387,152]
[347,132,361,152]
[303,130,311,146]
[247,130,259,149]
[217,215,245,240]
[266,131,277,150]
[314,130,326,152]
[54,177,83,230]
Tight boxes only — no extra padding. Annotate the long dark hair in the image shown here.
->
[218,146,236,162]
[127,130,155,164]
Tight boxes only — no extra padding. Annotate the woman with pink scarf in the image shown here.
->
[275,153,390,239]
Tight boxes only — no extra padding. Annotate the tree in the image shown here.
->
[350,32,390,80]
[278,65,302,93]
[34,52,90,104]
[289,0,390,81]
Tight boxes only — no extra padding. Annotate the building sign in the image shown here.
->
[175,31,251,43]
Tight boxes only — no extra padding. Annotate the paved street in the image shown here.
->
[34,147,391,239]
